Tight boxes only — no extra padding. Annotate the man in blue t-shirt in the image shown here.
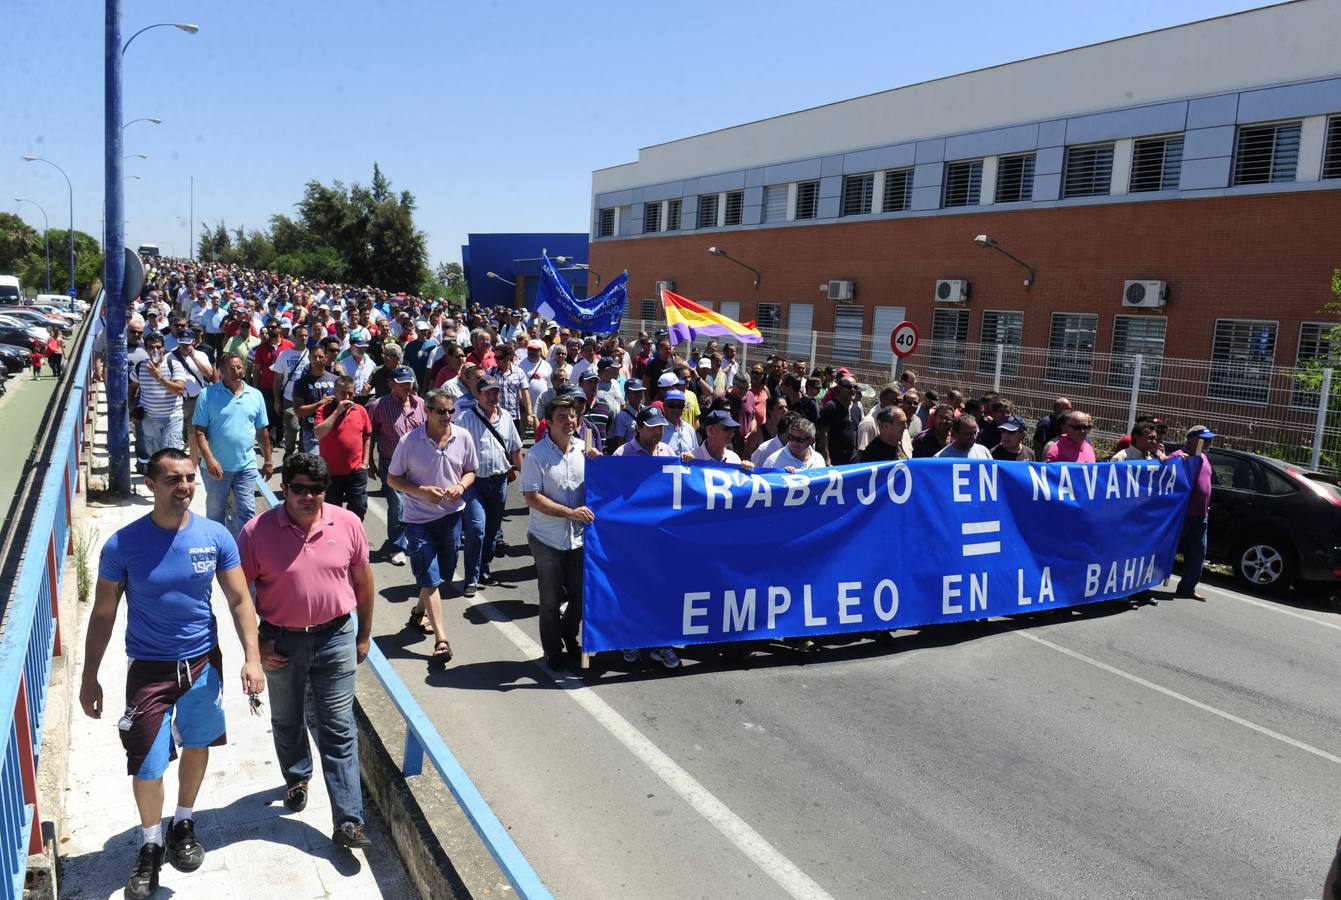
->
[81,448,264,900]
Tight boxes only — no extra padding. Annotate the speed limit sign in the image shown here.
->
[890,320,919,358]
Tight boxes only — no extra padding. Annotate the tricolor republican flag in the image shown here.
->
[660,289,763,345]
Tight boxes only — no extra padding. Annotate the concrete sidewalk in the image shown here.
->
[57,484,414,899]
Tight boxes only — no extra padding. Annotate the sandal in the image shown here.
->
[429,639,453,667]
[406,608,433,635]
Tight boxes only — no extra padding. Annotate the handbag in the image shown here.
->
[470,406,519,480]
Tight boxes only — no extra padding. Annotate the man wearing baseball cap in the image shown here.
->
[1171,426,1216,601]
[369,367,426,566]
[989,416,1034,462]
[337,335,377,405]
[688,409,753,470]
[457,376,523,596]
[519,338,553,421]
[660,388,698,455]
[613,405,673,457]
[607,378,646,452]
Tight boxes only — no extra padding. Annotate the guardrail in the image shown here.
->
[0,310,96,899]
[253,478,552,900]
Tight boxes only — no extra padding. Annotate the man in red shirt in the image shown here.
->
[314,376,372,520]
[465,328,496,370]
[253,320,293,446]
[238,453,374,850]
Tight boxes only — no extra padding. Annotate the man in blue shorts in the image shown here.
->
[80,448,265,900]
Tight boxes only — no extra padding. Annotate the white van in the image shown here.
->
[34,293,86,315]
[0,275,22,306]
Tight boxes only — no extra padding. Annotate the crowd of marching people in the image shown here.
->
[82,258,1213,897]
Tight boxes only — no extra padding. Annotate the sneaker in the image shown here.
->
[390,550,408,567]
[478,572,499,586]
[166,818,205,872]
[463,583,478,598]
[546,652,567,671]
[333,822,372,849]
[284,781,308,812]
[125,842,165,900]
[622,649,641,664]
[649,647,681,669]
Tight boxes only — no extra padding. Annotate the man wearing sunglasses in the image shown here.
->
[764,418,825,473]
[1045,410,1097,463]
[238,453,376,850]
[387,389,478,666]
[660,389,699,455]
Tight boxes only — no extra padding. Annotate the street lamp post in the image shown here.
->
[14,198,51,292]
[106,14,199,495]
[21,156,74,298]
[121,116,161,131]
[706,246,762,289]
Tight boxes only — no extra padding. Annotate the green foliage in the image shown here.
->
[420,260,467,302]
[193,163,430,292]
[0,214,101,297]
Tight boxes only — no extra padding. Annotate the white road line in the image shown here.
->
[362,503,835,900]
[1013,630,1341,767]
[1202,584,1341,634]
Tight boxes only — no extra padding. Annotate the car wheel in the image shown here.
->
[1233,539,1298,593]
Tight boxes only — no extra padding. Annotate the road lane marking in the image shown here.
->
[1202,585,1341,634]
[1013,630,1341,767]
[362,503,835,900]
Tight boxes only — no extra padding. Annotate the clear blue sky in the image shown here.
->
[6,0,1276,267]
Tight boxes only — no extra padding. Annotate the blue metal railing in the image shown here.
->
[253,479,552,899]
[0,310,96,899]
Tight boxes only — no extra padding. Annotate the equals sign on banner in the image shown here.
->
[961,520,1001,557]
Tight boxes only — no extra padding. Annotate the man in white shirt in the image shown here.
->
[337,336,377,403]
[764,418,825,472]
[269,323,310,460]
[518,339,553,415]
[688,410,753,470]
[936,415,994,460]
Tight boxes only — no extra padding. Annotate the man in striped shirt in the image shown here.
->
[456,376,522,596]
[130,332,188,458]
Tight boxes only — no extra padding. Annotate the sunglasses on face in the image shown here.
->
[129,330,143,335]
[665,403,685,410]
[286,481,326,496]
[430,407,454,416]
[1070,423,1093,431]
[788,434,814,444]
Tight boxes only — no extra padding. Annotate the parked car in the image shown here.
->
[0,307,71,335]
[28,304,78,325]
[32,293,86,315]
[0,315,46,344]
[1203,447,1341,592]
[0,275,22,306]
[0,343,30,374]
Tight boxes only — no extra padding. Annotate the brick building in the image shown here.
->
[586,1,1341,426]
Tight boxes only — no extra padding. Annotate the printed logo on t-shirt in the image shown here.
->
[189,547,218,575]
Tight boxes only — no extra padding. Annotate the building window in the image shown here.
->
[994,154,1035,203]
[697,194,719,229]
[643,202,661,234]
[942,159,983,208]
[723,190,744,226]
[1062,144,1115,198]
[795,180,820,219]
[787,303,814,356]
[597,208,615,238]
[833,306,865,360]
[1322,116,1341,181]
[1129,136,1184,192]
[666,198,681,231]
[1045,313,1099,384]
[639,299,659,327]
[1107,315,1168,393]
[882,168,913,212]
[755,303,782,348]
[763,185,788,223]
[930,308,970,372]
[841,173,874,216]
[976,310,1024,377]
[1208,319,1278,404]
[1291,322,1338,407]
[1232,121,1302,185]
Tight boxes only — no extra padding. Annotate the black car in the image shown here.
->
[0,322,42,353]
[1204,447,1341,592]
[0,343,30,374]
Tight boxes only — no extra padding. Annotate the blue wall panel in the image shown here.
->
[742,205,762,226]
[745,168,765,188]
[910,185,941,211]
[818,175,842,198]
[762,158,822,185]
[1237,77,1341,123]
[1186,93,1238,129]
[913,161,944,187]
[1033,172,1061,202]
[1064,101,1187,145]
[1037,119,1067,147]
[945,123,1038,161]
[821,155,845,177]
[843,143,916,174]
[697,171,746,194]
[915,139,945,164]
[464,233,588,308]
[1179,156,1232,191]
[1182,125,1237,160]
[817,196,841,219]
[1034,146,1065,175]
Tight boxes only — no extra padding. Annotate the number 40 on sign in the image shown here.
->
[890,320,919,358]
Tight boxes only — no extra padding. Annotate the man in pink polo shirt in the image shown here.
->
[1044,409,1097,463]
[237,452,376,851]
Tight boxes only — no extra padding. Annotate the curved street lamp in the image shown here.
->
[122,116,162,131]
[14,197,51,292]
[123,153,148,161]
[21,156,74,297]
[706,245,761,289]
[122,22,199,56]
[973,234,1035,289]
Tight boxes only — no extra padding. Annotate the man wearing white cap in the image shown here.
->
[518,339,552,423]
[337,335,376,405]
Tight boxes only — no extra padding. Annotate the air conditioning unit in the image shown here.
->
[935,279,970,303]
[655,280,674,293]
[823,280,856,301]
[1122,280,1167,308]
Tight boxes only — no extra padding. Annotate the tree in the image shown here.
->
[198,220,232,262]
[42,229,103,298]
[421,260,466,302]
[0,213,45,291]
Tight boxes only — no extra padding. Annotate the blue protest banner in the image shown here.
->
[533,254,628,333]
[582,456,1194,653]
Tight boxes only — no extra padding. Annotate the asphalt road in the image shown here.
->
[302,472,1341,900]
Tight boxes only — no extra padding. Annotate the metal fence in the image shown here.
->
[618,319,1339,472]
[0,312,95,898]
